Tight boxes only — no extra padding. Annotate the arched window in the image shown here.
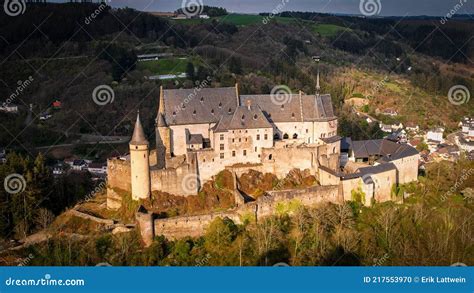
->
[274,133,280,140]
[293,133,298,139]
[283,133,289,139]
[268,154,273,160]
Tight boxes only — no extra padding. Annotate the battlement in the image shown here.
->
[139,184,340,241]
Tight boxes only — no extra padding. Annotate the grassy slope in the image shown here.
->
[136,58,189,75]
[173,14,348,37]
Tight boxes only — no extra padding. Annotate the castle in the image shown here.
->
[106,79,419,243]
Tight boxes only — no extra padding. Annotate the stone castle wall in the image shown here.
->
[143,184,340,241]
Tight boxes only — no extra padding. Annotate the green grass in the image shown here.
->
[173,14,350,38]
[311,24,349,37]
[136,58,189,75]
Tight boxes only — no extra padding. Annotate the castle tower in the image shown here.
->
[156,86,171,169]
[130,111,151,200]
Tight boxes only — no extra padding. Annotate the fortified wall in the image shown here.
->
[137,184,340,244]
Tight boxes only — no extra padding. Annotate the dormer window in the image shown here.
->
[218,102,222,108]
[211,109,215,115]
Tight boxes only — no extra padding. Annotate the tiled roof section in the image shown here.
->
[162,87,238,125]
[187,134,203,144]
[213,105,272,132]
[239,93,336,123]
[321,135,342,144]
[239,94,302,123]
[358,163,397,176]
[352,139,418,161]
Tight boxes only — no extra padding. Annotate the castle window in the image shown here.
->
[228,108,232,114]
[241,114,245,120]
[269,154,273,160]
[306,129,309,133]
[257,134,260,140]
[172,111,176,117]
[211,109,214,115]
[281,105,284,110]
[292,113,295,118]
[232,151,236,157]
[243,150,247,156]
[193,110,196,115]
[293,133,298,139]
[219,102,222,108]
[220,134,224,141]
[264,134,268,140]
[220,153,224,159]
[274,133,280,140]
[283,133,289,139]
[253,114,258,120]
[200,97,204,102]
[232,138,235,143]
[255,147,257,152]
[220,144,224,151]
[239,138,241,142]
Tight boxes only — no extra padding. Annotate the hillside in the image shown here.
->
[0,3,472,154]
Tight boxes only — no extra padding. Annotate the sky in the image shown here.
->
[85,0,474,17]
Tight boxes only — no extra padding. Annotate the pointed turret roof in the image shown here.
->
[157,112,167,127]
[130,112,148,145]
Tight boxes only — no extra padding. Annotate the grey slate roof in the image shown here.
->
[161,87,336,127]
[352,139,418,161]
[358,163,397,176]
[162,87,238,125]
[187,134,203,144]
[130,113,148,145]
[213,105,273,132]
[239,93,335,123]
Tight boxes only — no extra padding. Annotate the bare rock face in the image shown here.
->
[112,225,133,235]
[107,188,122,210]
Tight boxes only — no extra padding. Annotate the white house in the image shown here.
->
[426,128,444,144]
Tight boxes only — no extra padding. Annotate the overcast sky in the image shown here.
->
[86,0,474,17]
